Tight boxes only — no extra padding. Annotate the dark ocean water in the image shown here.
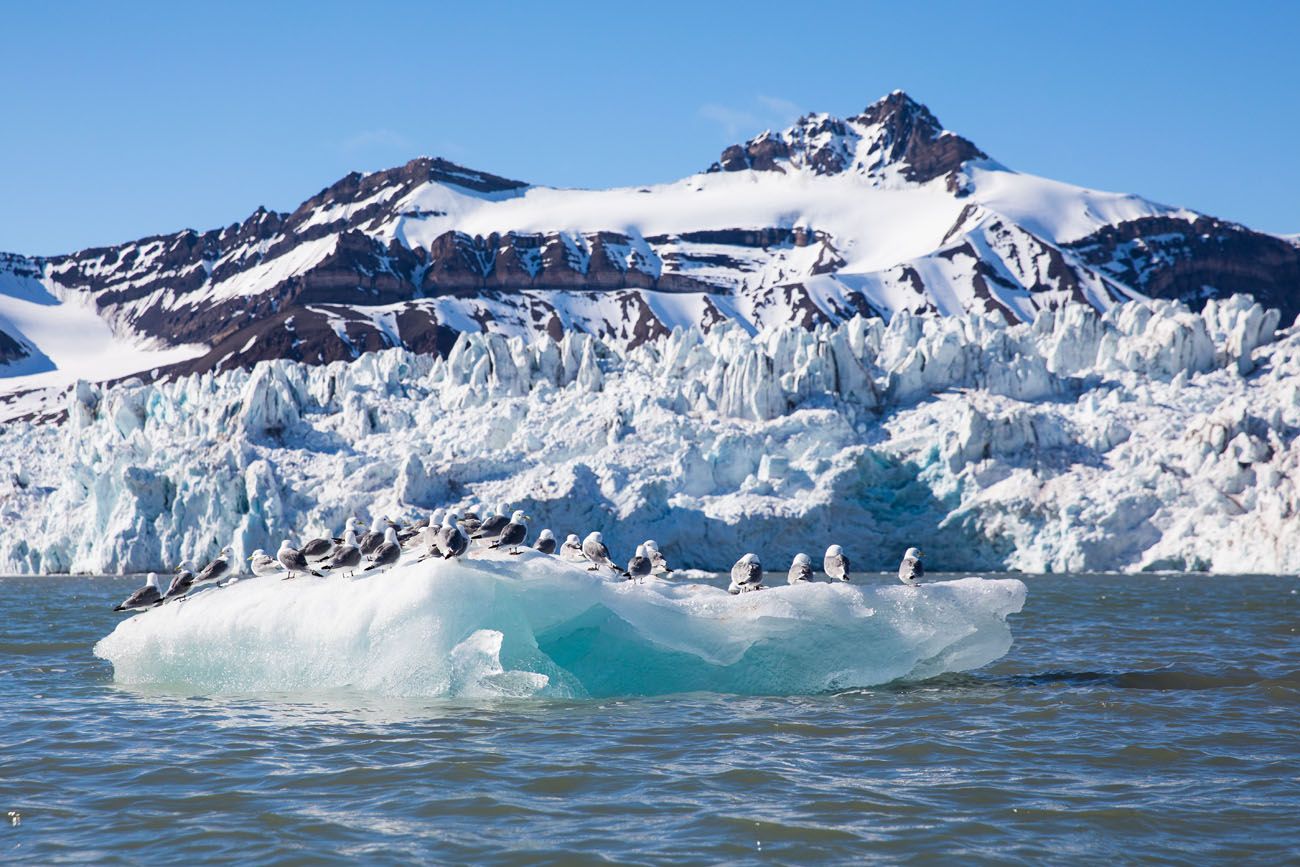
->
[1,573,1296,865]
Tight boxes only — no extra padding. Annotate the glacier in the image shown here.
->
[0,293,1297,576]
[94,552,1027,698]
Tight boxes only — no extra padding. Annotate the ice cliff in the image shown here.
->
[95,553,1027,698]
[1,293,1296,575]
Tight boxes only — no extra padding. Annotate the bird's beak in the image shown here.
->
[246,555,254,560]
[525,515,532,521]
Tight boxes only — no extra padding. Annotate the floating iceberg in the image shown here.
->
[94,554,1026,698]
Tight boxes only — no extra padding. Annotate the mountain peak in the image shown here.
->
[708,91,986,187]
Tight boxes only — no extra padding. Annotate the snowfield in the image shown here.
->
[0,293,1296,576]
[95,552,1027,698]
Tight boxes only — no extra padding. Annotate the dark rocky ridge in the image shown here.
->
[1,91,1296,399]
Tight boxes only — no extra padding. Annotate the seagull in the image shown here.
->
[824,545,851,582]
[459,504,484,538]
[559,533,586,562]
[113,572,163,612]
[319,530,362,577]
[489,510,530,554]
[299,534,335,562]
[899,547,925,586]
[582,532,618,573]
[624,545,652,582]
[278,540,323,579]
[472,504,510,545]
[357,516,391,555]
[643,540,673,577]
[788,553,814,584]
[364,527,402,572]
[248,549,283,577]
[423,511,468,561]
[161,559,197,602]
[193,546,235,588]
[729,553,763,594]
[533,528,557,555]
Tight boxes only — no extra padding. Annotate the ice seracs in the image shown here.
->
[1,294,1297,577]
[729,553,763,594]
[899,548,924,586]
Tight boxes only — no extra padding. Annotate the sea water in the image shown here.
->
[1,572,1296,863]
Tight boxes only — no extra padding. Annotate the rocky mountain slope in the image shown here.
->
[2,91,1297,420]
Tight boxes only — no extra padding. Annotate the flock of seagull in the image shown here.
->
[111,502,928,613]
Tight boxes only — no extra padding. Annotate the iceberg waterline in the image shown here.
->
[1,293,1297,575]
[94,553,1027,698]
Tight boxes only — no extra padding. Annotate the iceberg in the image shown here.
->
[94,554,1026,698]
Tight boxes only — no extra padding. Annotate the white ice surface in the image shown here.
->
[0,271,205,392]
[95,552,1026,698]
[1,294,1294,576]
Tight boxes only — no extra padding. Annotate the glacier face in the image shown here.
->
[95,553,1027,698]
[0,293,1296,576]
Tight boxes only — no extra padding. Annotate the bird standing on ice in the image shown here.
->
[729,553,763,594]
[582,532,618,573]
[490,510,531,554]
[277,540,323,579]
[358,517,390,555]
[320,530,362,576]
[643,540,673,576]
[194,546,235,588]
[161,560,197,602]
[248,549,283,577]
[788,553,813,584]
[533,529,557,555]
[899,548,924,585]
[364,527,402,572]
[824,545,851,582]
[624,545,652,582]
[430,512,468,561]
[473,503,512,546]
[559,533,585,562]
[114,572,163,612]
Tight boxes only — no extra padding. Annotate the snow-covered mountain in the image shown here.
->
[2,91,1297,418]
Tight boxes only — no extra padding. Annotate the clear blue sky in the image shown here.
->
[3,0,1297,255]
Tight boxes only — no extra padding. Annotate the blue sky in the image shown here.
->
[3,1,1297,254]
